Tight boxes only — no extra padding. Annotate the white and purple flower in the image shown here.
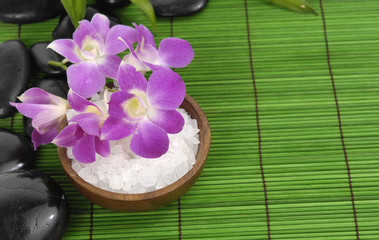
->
[48,14,137,98]
[10,88,70,149]
[11,14,195,163]
[100,63,186,158]
[121,23,195,72]
[53,90,110,163]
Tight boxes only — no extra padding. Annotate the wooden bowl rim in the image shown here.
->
[58,93,210,202]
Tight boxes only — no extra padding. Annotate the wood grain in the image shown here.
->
[58,94,211,212]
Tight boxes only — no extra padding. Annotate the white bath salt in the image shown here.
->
[68,108,200,194]
[78,167,98,185]
[109,175,124,190]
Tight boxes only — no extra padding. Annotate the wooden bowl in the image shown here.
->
[58,94,211,212]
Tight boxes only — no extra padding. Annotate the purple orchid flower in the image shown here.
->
[9,88,70,149]
[53,90,110,163]
[100,63,186,158]
[121,23,194,72]
[48,14,137,98]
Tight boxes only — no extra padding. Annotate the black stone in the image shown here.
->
[0,40,30,119]
[0,128,35,173]
[0,0,63,24]
[23,117,33,140]
[149,0,208,17]
[97,0,130,8]
[24,76,69,138]
[53,6,122,39]
[31,42,65,75]
[0,170,69,240]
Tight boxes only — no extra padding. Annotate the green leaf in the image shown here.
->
[48,61,68,70]
[269,0,318,15]
[130,0,157,33]
[60,0,87,29]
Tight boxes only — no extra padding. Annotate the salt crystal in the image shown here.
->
[91,93,101,101]
[78,167,98,185]
[190,119,198,130]
[188,153,196,165]
[156,179,166,189]
[176,151,189,163]
[131,164,143,172]
[175,161,189,179]
[130,183,146,194]
[139,166,158,188]
[109,175,123,190]
[123,169,138,185]
[161,172,177,185]
[67,148,74,160]
[69,103,200,194]
[122,182,132,192]
[65,109,77,121]
[72,160,81,172]
[111,145,124,155]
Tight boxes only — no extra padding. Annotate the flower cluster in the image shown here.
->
[11,14,194,163]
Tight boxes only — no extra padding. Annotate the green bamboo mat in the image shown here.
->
[1,0,379,239]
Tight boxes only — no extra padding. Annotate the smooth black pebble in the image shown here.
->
[0,170,69,240]
[53,6,122,39]
[0,0,63,24]
[0,40,30,119]
[97,0,130,8]
[24,77,69,138]
[149,0,208,17]
[31,42,65,75]
[0,128,35,173]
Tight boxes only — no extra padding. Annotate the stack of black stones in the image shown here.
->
[0,0,208,239]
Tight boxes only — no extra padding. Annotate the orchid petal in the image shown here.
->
[141,61,167,72]
[78,48,96,60]
[97,54,121,79]
[101,116,137,141]
[117,63,147,92]
[17,88,65,105]
[53,123,82,147]
[122,54,149,72]
[147,70,186,110]
[48,39,81,63]
[73,19,95,48]
[105,25,137,55]
[122,38,139,59]
[68,89,99,112]
[73,134,96,164]
[107,91,134,119]
[10,103,58,119]
[133,23,156,50]
[31,129,58,150]
[70,113,102,136]
[17,88,51,104]
[95,137,110,157]
[118,36,151,72]
[31,109,64,134]
[135,44,159,66]
[91,14,110,39]
[148,109,184,134]
[130,120,169,158]
[67,61,105,98]
[157,38,194,68]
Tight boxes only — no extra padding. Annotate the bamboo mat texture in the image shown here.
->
[1,0,379,239]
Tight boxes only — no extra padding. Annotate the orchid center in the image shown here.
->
[139,37,145,51]
[81,36,101,58]
[86,105,102,116]
[122,91,149,119]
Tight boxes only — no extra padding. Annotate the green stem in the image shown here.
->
[104,86,116,92]
[48,61,68,70]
